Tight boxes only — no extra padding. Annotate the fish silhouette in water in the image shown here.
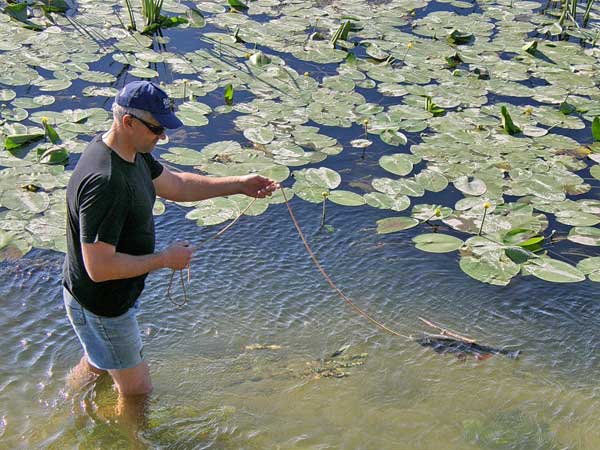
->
[416,334,521,361]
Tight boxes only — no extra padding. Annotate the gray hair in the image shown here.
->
[111,102,155,122]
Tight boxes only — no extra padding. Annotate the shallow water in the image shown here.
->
[2,197,600,449]
[2,0,600,448]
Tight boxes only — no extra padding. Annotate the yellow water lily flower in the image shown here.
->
[407,41,413,49]
[435,207,441,217]
[483,202,491,209]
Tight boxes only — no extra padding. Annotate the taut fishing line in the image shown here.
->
[166,186,411,340]
[166,187,521,359]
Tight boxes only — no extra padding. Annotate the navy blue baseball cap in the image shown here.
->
[116,81,183,129]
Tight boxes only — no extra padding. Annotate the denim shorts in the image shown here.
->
[63,287,143,370]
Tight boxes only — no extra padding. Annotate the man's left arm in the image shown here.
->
[153,166,279,202]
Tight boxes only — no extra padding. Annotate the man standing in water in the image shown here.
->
[62,81,279,418]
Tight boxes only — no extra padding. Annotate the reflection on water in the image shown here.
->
[1,200,600,449]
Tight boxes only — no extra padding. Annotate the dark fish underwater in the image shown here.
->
[417,334,521,361]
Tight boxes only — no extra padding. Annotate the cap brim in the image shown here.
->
[154,111,184,129]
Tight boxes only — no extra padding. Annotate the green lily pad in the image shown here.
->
[576,257,600,282]
[454,176,487,196]
[379,154,414,176]
[0,89,16,101]
[243,127,275,145]
[413,233,464,253]
[327,190,366,206]
[567,227,600,246]
[380,129,408,147]
[415,170,448,192]
[176,101,211,127]
[129,67,159,78]
[411,204,452,221]
[376,217,419,234]
[297,167,341,189]
[364,192,410,211]
[460,254,520,286]
[523,257,585,283]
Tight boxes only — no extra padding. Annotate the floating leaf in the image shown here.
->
[379,154,413,176]
[454,176,487,196]
[243,127,274,145]
[299,167,341,189]
[576,257,600,282]
[413,233,464,253]
[523,257,585,283]
[567,227,600,246]
[327,190,366,206]
[364,193,410,211]
[380,129,407,147]
[187,7,205,28]
[460,254,520,286]
[376,217,419,234]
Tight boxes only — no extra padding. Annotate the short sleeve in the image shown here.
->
[79,175,131,246]
[141,153,164,179]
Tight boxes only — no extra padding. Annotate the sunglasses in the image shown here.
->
[128,114,165,136]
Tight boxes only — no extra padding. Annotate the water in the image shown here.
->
[2,197,600,449]
[2,0,600,448]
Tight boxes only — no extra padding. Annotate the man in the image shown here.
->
[62,81,278,411]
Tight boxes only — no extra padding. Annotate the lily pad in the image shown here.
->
[327,190,366,206]
[379,154,414,176]
[523,257,585,283]
[454,176,487,196]
[413,233,464,253]
[567,227,600,246]
[376,217,419,234]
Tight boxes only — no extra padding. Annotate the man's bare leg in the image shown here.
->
[109,361,153,429]
[66,355,107,392]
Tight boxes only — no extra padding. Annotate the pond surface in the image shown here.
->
[2,0,600,448]
[2,200,600,449]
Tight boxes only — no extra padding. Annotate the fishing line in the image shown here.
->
[165,188,523,357]
[167,197,258,307]
[166,187,412,340]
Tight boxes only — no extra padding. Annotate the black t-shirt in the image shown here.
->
[63,134,164,317]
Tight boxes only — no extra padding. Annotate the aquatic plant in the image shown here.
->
[1,0,600,288]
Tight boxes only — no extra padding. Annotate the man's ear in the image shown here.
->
[122,114,134,130]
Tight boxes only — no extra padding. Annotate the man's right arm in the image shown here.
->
[82,240,192,283]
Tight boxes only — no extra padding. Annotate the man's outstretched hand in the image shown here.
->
[238,174,280,198]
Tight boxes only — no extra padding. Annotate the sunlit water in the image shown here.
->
[2,197,600,449]
[2,0,600,448]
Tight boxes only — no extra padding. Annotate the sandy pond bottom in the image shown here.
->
[1,201,600,450]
